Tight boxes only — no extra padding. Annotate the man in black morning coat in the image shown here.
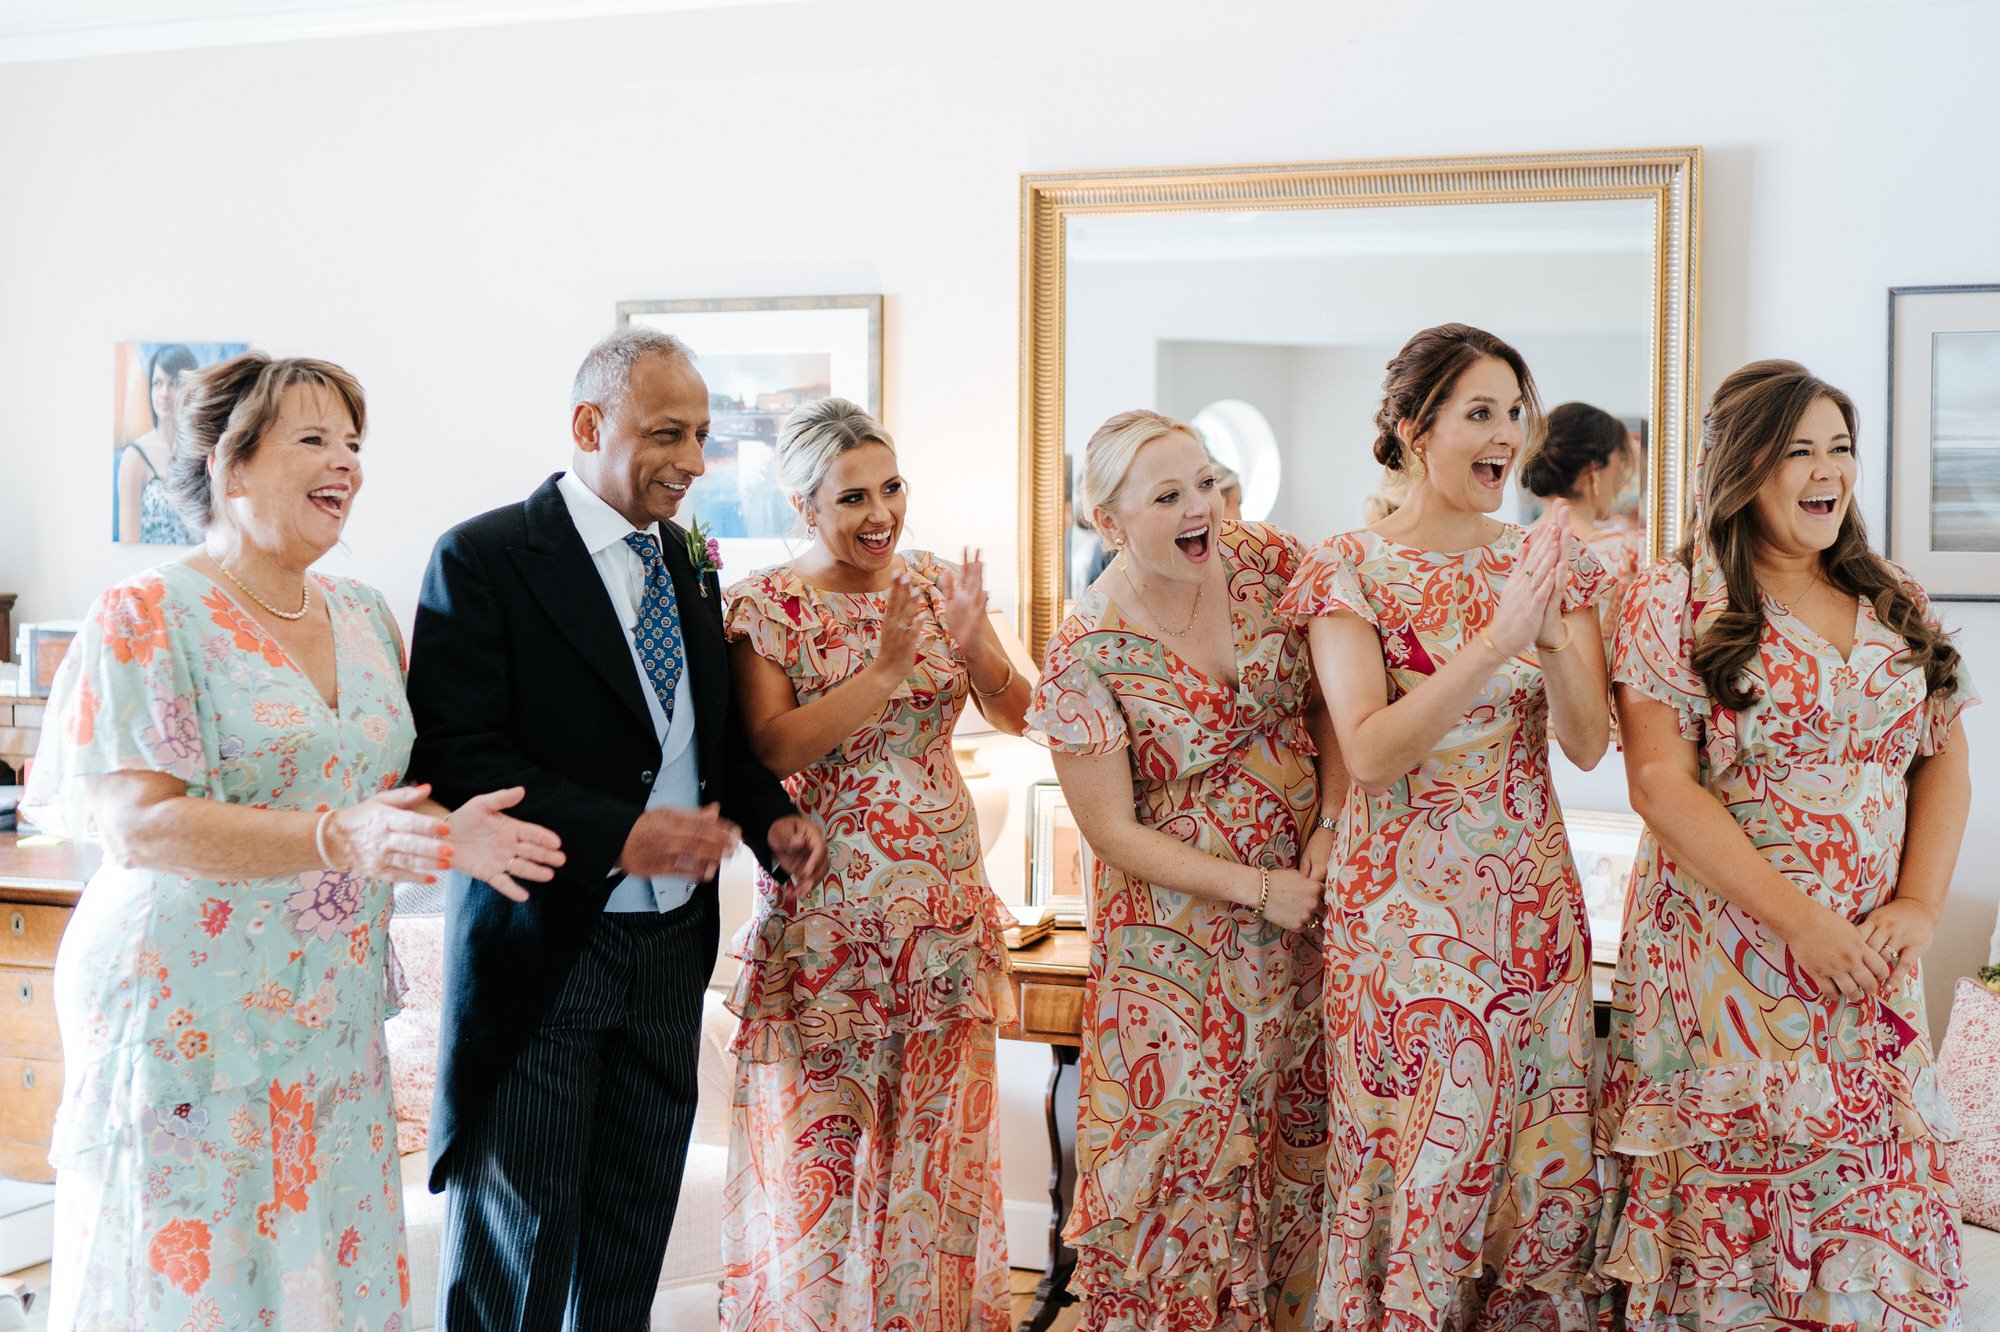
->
[406,327,825,1330]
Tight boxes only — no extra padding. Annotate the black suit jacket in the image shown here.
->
[404,473,796,1190]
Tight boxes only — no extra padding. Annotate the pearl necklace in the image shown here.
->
[220,562,311,620]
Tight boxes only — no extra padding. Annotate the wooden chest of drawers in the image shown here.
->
[0,836,94,1184]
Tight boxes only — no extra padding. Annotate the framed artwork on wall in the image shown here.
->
[113,340,249,546]
[1025,778,1093,927]
[1887,284,2000,600]
[1567,808,1645,965]
[616,295,884,578]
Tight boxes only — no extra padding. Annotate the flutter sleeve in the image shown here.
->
[724,571,807,675]
[1894,570,1981,754]
[21,573,211,838]
[1279,535,1374,624]
[1610,558,1709,745]
[1025,624,1129,757]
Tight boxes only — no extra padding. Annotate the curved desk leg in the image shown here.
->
[1017,1043,1079,1332]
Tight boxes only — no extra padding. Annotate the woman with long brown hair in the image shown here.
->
[1598,359,1974,1329]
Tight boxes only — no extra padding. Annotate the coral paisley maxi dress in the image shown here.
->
[23,563,415,1332]
[1280,527,1613,1332]
[1026,520,1328,1332]
[719,551,1016,1332]
[1597,548,1974,1330]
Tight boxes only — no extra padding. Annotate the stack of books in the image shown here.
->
[1003,905,1058,950]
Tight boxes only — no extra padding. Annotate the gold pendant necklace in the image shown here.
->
[220,562,311,621]
[1125,567,1204,637]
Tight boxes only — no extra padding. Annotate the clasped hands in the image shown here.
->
[618,804,828,896]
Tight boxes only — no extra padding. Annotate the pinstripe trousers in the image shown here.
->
[438,893,720,1332]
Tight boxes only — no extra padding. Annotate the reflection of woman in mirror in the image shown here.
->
[720,398,1030,1329]
[1212,460,1244,519]
[1523,401,1643,635]
[1285,323,1612,1328]
[1601,360,1973,1330]
[1028,409,1344,1329]
[117,343,199,545]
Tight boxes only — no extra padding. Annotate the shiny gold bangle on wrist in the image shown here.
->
[1477,628,1503,658]
[1538,621,1575,654]
[1255,866,1272,918]
[969,661,1015,698]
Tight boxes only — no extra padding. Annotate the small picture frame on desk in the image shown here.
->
[20,623,78,698]
[1025,778,1094,927]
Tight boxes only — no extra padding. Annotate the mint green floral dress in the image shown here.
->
[23,561,415,1332]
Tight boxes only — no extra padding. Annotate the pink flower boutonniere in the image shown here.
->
[684,516,723,595]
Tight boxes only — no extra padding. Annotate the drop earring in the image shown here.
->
[1406,450,1427,483]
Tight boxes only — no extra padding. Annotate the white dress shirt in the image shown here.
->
[556,470,701,913]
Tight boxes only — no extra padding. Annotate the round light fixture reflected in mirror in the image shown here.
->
[1190,399,1280,522]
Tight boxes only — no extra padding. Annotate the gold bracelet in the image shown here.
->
[1255,866,1272,918]
[968,660,1015,698]
[1477,628,1503,658]
[1538,621,1575,654]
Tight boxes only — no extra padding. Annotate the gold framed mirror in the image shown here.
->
[1016,147,1701,660]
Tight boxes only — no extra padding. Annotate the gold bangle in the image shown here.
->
[1477,628,1503,658]
[1255,866,1272,918]
[1538,621,1575,654]
[968,660,1014,698]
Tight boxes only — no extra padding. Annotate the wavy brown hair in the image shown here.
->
[1679,359,1959,709]
[1372,323,1540,471]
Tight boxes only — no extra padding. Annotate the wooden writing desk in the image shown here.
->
[0,834,95,1183]
[996,929,1088,1332]
[997,928,1616,1332]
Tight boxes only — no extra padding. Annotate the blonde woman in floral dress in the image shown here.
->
[1285,325,1613,1331]
[23,355,560,1332]
[1028,409,1340,1332]
[1599,360,1974,1330]
[720,399,1030,1331]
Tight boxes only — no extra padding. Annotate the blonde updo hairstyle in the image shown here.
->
[169,352,367,535]
[777,397,895,534]
[1076,409,1200,535]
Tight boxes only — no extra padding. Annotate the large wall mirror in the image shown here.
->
[1017,147,1702,661]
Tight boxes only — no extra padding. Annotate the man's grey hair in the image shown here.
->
[571,327,696,411]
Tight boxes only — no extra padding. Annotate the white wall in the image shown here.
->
[4,0,1999,1266]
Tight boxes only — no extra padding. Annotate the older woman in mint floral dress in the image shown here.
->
[25,354,559,1332]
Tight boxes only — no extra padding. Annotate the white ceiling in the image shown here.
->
[0,0,793,63]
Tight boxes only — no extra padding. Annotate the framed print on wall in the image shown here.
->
[1025,778,1094,927]
[616,295,884,577]
[1887,284,2000,599]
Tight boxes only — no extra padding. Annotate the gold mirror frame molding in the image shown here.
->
[1016,146,1703,660]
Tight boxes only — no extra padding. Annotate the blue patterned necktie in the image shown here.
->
[622,531,684,725]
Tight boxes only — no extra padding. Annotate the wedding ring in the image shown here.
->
[505,856,517,877]
[1882,945,1901,966]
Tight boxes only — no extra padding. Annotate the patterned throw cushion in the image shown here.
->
[1938,976,2000,1228]
[384,913,446,1156]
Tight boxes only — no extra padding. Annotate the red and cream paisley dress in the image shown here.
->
[1027,520,1328,1332]
[1281,525,1613,1332]
[1597,546,1975,1331]
[719,551,1016,1332]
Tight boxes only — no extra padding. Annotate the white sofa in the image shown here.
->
[387,912,736,1332]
